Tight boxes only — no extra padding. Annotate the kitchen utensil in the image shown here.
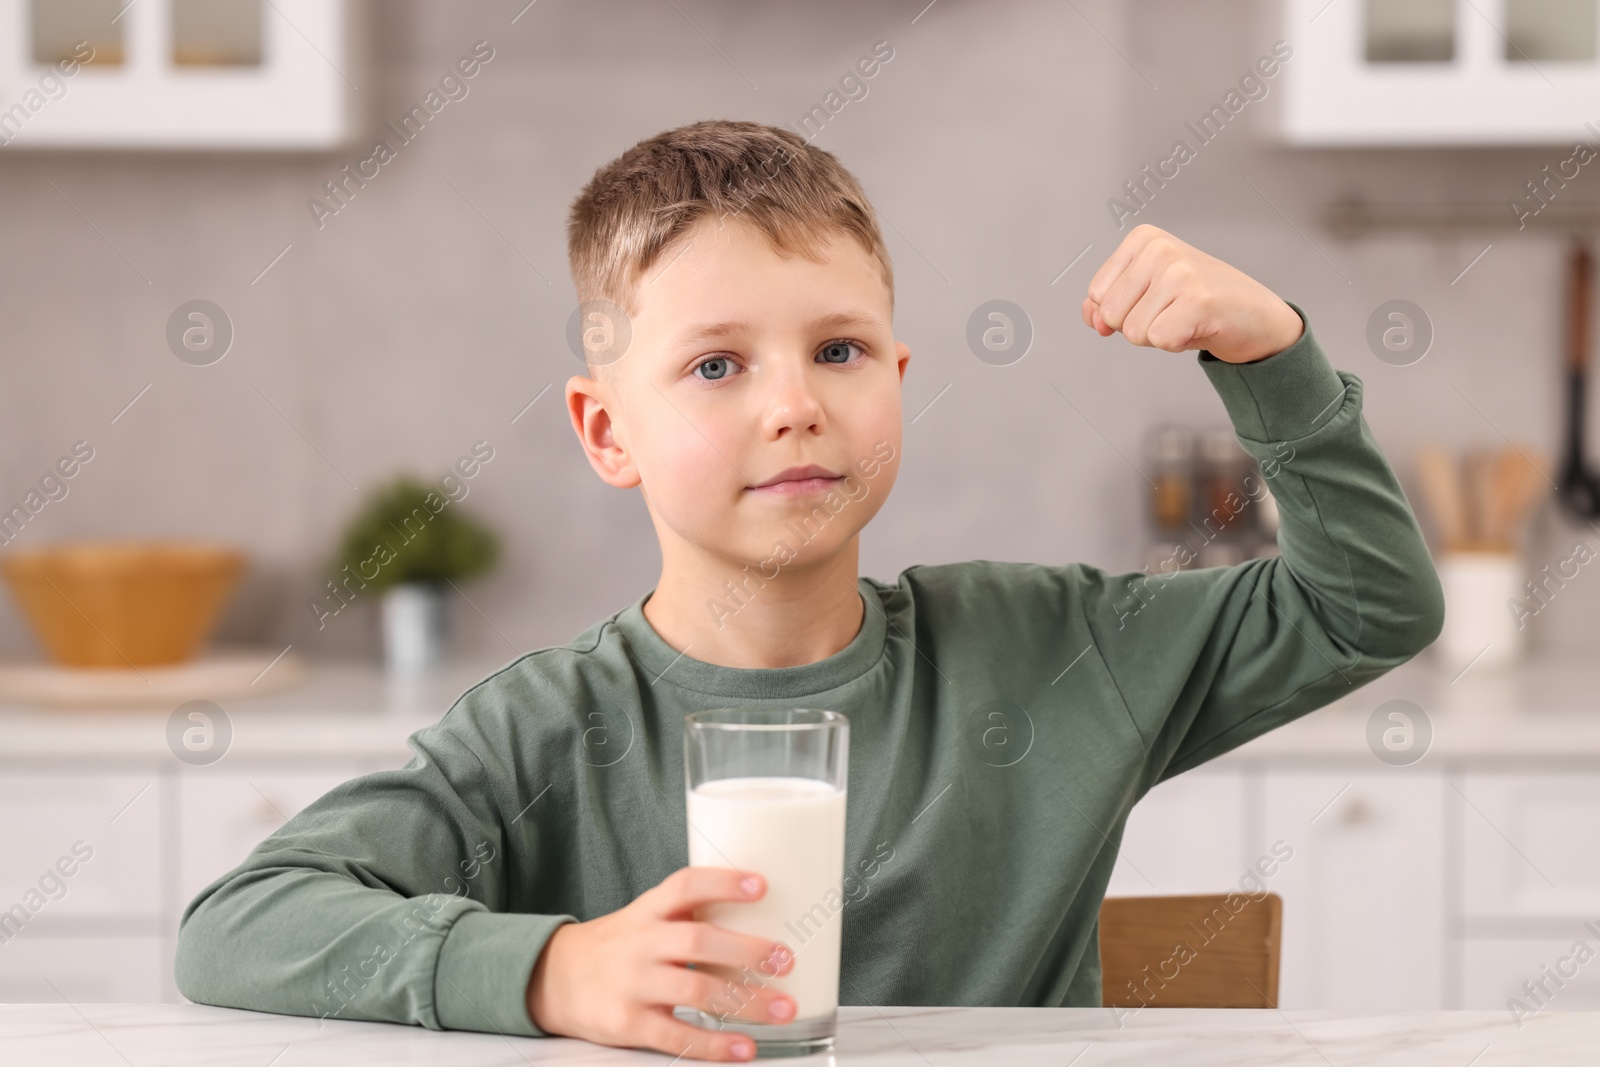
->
[1417,443,1548,554]
[1,541,246,668]
[1463,447,1496,548]
[1416,443,1469,552]
[1485,445,1550,551]
[1557,237,1600,519]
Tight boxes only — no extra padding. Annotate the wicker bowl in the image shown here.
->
[1,541,246,668]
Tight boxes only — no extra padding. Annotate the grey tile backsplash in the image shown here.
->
[2,0,1596,661]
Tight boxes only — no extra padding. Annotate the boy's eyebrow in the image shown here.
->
[670,310,888,348]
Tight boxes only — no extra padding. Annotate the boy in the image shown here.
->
[175,119,1444,1062]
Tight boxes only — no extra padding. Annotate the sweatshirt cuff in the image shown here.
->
[1196,301,1349,443]
[434,909,577,1037]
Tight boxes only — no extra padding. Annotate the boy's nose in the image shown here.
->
[758,364,827,437]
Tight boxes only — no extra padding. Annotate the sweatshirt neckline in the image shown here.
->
[611,578,887,699]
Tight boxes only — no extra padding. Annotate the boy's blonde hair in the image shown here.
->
[565,119,894,371]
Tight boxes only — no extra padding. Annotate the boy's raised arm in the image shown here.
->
[1077,225,1446,788]
[174,718,575,1037]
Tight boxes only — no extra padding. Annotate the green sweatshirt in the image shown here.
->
[174,302,1444,1036]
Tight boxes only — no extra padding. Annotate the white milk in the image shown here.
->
[686,775,847,1022]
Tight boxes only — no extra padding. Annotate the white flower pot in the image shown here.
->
[381,582,450,673]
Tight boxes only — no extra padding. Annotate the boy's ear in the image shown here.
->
[565,374,641,489]
[895,340,911,383]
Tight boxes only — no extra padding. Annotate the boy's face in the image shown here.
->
[566,215,910,579]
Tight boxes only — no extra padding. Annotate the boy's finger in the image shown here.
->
[1091,257,1154,337]
[1082,299,1115,337]
[655,921,793,976]
[647,867,764,918]
[1082,296,1111,334]
[1118,277,1182,349]
[638,1006,756,1062]
[1085,224,1160,306]
[1098,229,1191,338]
[639,963,792,1025]
[1145,295,1206,353]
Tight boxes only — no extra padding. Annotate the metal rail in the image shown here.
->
[1325,198,1600,237]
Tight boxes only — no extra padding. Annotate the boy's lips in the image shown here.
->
[748,476,843,497]
[748,464,843,495]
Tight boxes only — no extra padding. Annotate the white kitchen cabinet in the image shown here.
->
[0,760,374,1005]
[0,772,163,919]
[178,763,374,906]
[0,0,356,148]
[0,935,164,1003]
[0,659,488,1003]
[1459,771,1600,919]
[1263,768,1447,1009]
[1280,0,1600,144]
[1462,936,1600,1012]
[1107,768,1248,896]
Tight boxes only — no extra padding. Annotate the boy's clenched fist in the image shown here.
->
[1082,224,1304,364]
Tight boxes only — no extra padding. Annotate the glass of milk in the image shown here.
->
[680,708,849,1057]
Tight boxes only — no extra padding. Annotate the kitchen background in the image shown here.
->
[4,0,1600,1019]
[3,0,1596,662]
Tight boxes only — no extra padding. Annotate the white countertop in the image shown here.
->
[0,647,1597,763]
[4,1002,1593,1064]
[0,656,508,763]
[1225,647,1600,765]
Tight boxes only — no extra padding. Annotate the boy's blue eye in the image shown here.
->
[690,341,862,381]
[696,356,733,381]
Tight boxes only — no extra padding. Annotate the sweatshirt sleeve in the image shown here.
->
[173,701,577,1038]
[1079,300,1445,790]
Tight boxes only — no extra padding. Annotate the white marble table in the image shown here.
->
[4,1003,1596,1065]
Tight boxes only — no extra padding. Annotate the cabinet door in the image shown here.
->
[1282,0,1600,144]
[1462,936,1600,1012]
[1107,768,1246,896]
[1459,771,1600,919]
[178,764,371,907]
[1264,769,1445,1009]
[0,0,352,148]
[0,935,164,1002]
[0,772,161,919]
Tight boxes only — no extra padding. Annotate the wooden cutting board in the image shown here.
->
[0,647,307,708]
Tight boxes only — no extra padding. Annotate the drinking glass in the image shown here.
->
[679,708,849,1057]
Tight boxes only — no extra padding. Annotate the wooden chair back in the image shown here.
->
[1099,892,1282,1009]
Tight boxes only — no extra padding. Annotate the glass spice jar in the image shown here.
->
[1144,425,1195,536]
[1197,426,1257,540]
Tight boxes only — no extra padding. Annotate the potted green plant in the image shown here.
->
[329,475,500,672]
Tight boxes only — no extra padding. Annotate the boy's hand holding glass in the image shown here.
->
[525,866,795,1062]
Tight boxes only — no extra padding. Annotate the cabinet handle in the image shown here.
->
[1340,795,1374,826]
[253,796,286,824]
